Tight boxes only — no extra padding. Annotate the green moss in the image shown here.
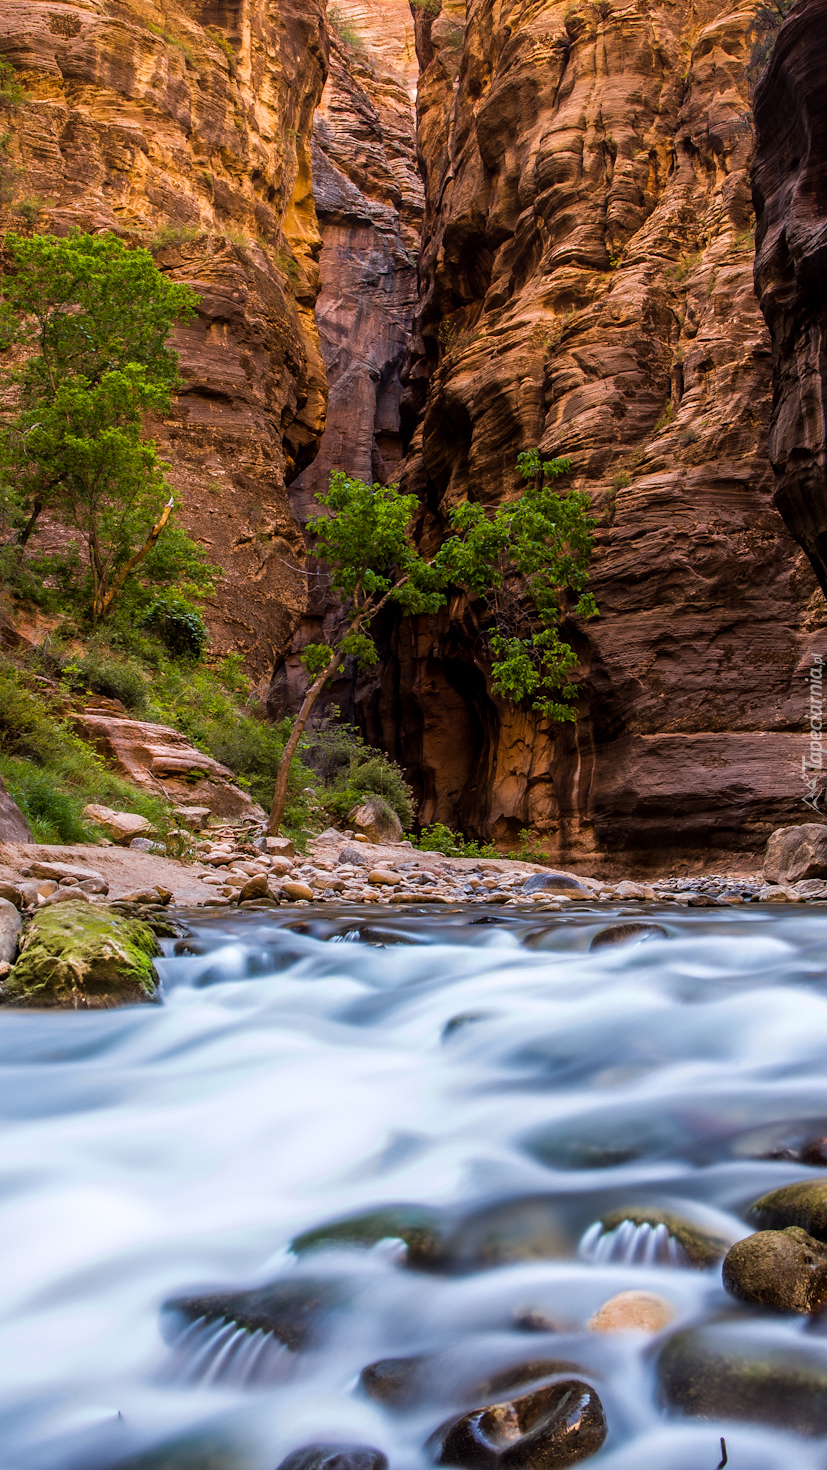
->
[292,1205,446,1270]
[5,904,160,1008]
[599,1207,730,1268]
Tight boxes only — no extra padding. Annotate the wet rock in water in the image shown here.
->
[801,1136,827,1164]
[585,1206,730,1268]
[749,1180,827,1240]
[523,1111,680,1170]
[658,1325,827,1434]
[589,923,667,951]
[588,1290,675,1333]
[278,1446,388,1470]
[360,1354,429,1409]
[523,872,592,898]
[165,1276,344,1351]
[3,904,159,1008]
[430,1378,606,1469]
[513,1309,559,1333]
[0,895,21,966]
[348,796,403,845]
[722,1227,827,1313]
[291,1205,446,1269]
[474,1361,585,1399]
[763,823,827,884]
[445,1195,569,1270]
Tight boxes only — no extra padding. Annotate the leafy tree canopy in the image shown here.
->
[0,230,208,620]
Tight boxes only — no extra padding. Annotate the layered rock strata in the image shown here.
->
[0,0,329,676]
[272,0,424,720]
[370,0,824,873]
[753,0,827,594]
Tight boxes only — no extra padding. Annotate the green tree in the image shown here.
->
[0,230,201,618]
[268,451,598,833]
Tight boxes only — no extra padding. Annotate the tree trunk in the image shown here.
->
[268,648,343,835]
[93,496,174,620]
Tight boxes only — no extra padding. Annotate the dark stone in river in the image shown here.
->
[597,1206,729,1267]
[658,1325,827,1434]
[444,1195,568,1270]
[291,1205,446,1269]
[523,1112,681,1171]
[360,1354,429,1409]
[278,1446,388,1470]
[589,923,667,951]
[722,1227,827,1312]
[749,1180,827,1240]
[522,873,591,897]
[429,1379,606,1469]
[165,1276,344,1350]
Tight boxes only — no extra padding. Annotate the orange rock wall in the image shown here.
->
[0,0,329,676]
[364,0,825,873]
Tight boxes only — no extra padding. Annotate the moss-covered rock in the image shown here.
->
[291,1205,446,1270]
[723,1226,827,1312]
[749,1180,827,1240]
[4,902,160,1008]
[596,1206,730,1268]
[658,1325,827,1434]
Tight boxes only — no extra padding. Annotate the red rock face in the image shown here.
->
[753,0,827,596]
[0,0,329,676]
[352,0,826,874]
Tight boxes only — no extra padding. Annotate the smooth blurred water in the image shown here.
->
[3,902,827,1470]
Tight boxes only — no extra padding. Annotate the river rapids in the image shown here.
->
[2,901,827,1470]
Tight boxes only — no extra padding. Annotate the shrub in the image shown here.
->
[141,597,207,660]
[417,821,497,858]
[60,650,148,711]
[301,723,414,827]
[1,761,88,843]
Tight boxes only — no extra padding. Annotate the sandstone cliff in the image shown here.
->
[365,0,823,873]
[753,0,827,596]
[271,0,424,720]
[0,0,329,677]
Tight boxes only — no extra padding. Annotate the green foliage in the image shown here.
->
[748,0,794,87]
[305,451,598,728]
[147,224,201,252]
[0,59,25,108]
[301,722,414,828]
[300,642,334,678]
[612,470,631,491]
[328,5,364,50]
[13,196,49,227]
[516,827,552,864]
[653,400,676,433]
[0,657,169,845]
[0,230,204,620]
[409,0,440,12]
[416,822,497,859]
[141,596,207,660]
[205,26,238,76]
[59,648,148,711]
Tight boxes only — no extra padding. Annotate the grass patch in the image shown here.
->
[415,821,497,859]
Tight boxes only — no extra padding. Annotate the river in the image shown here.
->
[2,902,827,1470]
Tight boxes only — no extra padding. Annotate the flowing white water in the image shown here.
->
[2,902,827,1470]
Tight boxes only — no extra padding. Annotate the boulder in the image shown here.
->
[348,797,403,845]
[0,775,32,842]
[40,887,92,907]
[267,836,296,857]
[239,873,269,901]
[658,1325,827,1434]
[278,1448,387,1470]
[337,846,367,866]
[73,712,264,820]
[0,895,21,965]
[430,1379,607,1469]
[292,1204,446,1270]
[83,803,151,845]
[749,1180,827,1240]
[165,1276,345,1353]
[723,1227,827,1313]
[764,824,827,884]
[590,1207,731,1268]
[368,869,398,886]
[360,1355,428,1409]
[0,882,22,909]
[29,861,106,885]
[589,923,667,950]
[4,903,159,1008]
[523,872,592,897]
[282,880,313,901]
[314,827,343,844]
[588,1290,675,1333]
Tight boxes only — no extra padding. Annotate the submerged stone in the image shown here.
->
[4,903,159,1008]
[444,1195,569,1270]
[430,1379,606,1469]
[722,1227,827,1313]
[101,1436,241,1470]
[749,1180,827,1240]
[291,1205,446,1269]
[589,923,667,950]
[278,1447,388,1470]
[360,1355,429,1409]
[165,1276,344,1351]
[658,1326,827,1434]
[594,1206,730,1268]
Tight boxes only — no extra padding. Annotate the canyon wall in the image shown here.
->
[753,0,827,597]
[0,0,329,677]
[358,0,824,874]
[271,0,424,720]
